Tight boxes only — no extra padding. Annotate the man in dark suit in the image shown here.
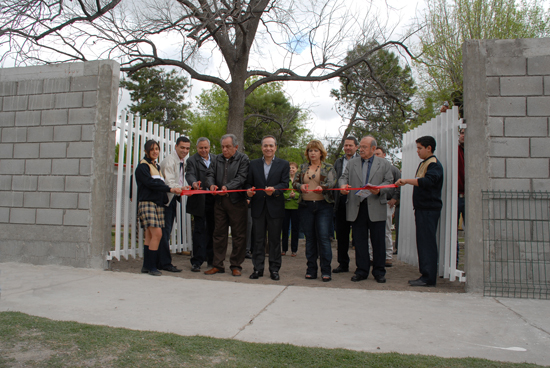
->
[332,136,359,273]
[185,137,216,272]
[339,136,393,283]
[374,146,401,267]
[246,135,290,281]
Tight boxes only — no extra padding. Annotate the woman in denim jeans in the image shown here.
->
[293,140,337,282]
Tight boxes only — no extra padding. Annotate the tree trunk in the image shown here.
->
[226,78,247,151]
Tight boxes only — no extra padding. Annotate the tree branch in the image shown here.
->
[245,40,415,96]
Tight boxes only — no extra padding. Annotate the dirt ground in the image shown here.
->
[109,239,465,293]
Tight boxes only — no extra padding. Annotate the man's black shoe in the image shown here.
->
[270,271,280,281]
[408,279,435,287]
[249,271,263,279]
[245,251,252,259]
[351,274,368,282]
[375,276,386,283]
[163,265,182,273]
[191,264,200,272]
[332,266,349,273]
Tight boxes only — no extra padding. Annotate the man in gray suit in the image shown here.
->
[339,136,393,283]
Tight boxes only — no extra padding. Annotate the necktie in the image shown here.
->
[365,158,372,185]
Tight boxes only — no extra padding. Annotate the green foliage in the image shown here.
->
[187,85,230,154]
[120,67,191,133]
[413,91,443,126]
[416,0,550,115]
[189,79,310,160]
[330,41,416,159]
[0,312,544,368]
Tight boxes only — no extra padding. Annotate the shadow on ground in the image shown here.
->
[110,239,465,293]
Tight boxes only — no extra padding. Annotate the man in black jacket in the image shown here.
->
[246,136,290,281]
[332,136,359,273]
[374,146,401,267]
[185,137,216,272]
[204,134,250,277]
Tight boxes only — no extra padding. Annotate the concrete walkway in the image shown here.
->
[1,262,548,366]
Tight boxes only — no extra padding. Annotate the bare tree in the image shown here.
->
[1,0,413,148]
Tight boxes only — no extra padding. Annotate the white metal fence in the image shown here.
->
[398,106,466,282]
[108,111,192,261]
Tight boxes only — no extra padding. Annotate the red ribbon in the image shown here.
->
[179,184,397,196]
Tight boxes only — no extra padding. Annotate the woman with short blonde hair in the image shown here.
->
[293,139,337,282]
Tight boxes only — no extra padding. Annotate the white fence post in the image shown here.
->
[398,106,465,282]
[110,114,192,261]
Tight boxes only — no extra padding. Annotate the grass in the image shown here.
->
[0,312,543,368]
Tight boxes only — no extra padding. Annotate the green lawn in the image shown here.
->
[0,312,542,368]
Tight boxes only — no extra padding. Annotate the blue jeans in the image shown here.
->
[299,200,333,277]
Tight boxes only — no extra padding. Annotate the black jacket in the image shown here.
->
[388,165,401,202]
[246,157,290,219]
[206,150,250,203]
[185,152,216,216]
[135,157,171,206]
[413,156,444,211]
[333,153,358,209]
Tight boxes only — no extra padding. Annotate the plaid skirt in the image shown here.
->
[138,201,165,229]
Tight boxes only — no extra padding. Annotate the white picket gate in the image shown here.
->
[398,106,466,282]
[108,111,192,262]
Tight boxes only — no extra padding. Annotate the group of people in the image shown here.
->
[135,132,445,287]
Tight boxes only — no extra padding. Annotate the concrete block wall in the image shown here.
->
[0,61,119,268]
[463,38,550,293]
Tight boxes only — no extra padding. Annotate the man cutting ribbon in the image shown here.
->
[338,136,394,284]
[204,134,250,277]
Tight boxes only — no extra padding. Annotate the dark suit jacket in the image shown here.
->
[333,152,359,209]
[388,165,401,202]
[246,157,290,219]
[185,152,216,217]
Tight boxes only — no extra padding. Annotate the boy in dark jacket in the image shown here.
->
[396,136,443,286]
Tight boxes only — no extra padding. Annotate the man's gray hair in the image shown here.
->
[261,135,277,146]
[196,137,210,146]
[221,133,238,147]
[362,135,377,148]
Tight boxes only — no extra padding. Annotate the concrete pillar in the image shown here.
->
[0,61,119,268]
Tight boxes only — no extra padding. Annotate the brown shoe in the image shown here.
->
[231,268,242,277]
[204,267,224,275]
[385,259,393,267]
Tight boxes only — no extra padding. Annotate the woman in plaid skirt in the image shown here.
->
[135,140,182,276]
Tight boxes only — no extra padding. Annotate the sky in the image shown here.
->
[117,0,425,140]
